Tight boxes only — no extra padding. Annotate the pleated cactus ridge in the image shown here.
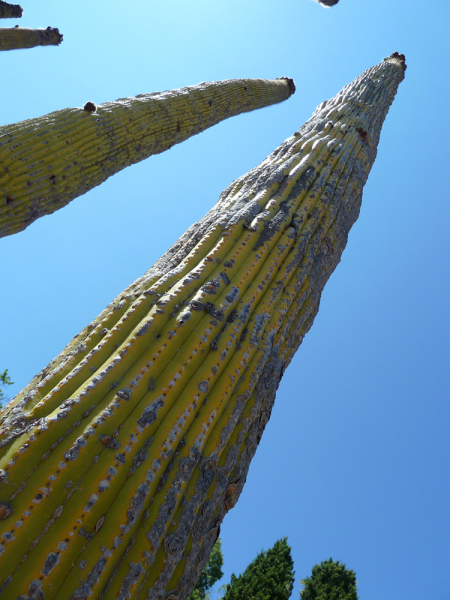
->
[0,53,405,600]
[0,77,295,238]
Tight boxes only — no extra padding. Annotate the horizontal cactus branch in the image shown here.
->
[0,1,23,18]
[0,26,62,50]
[0,53,405,600]
[0,77,295,239]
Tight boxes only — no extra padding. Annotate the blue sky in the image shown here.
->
[1,0,449,598]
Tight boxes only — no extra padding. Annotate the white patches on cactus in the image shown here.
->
[98,480,109,493]
[108,466,117,477]
[41,551,60,576]
[83,493,99,512]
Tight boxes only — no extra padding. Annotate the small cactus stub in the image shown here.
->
[83,101,97,113]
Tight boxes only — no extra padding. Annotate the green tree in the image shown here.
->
[0,369,14,407]
[300,559,358,600]
[222,538,295,600]
[189,539,224,600]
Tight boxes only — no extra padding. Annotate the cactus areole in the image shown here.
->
[0,53,405,600]
[0,77,295,238]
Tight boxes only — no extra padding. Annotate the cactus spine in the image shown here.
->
[0,53,405,600]
[0,77,295,238]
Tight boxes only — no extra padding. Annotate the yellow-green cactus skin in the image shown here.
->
[0,1,23,19]
[0,53,405,600]
[0,77,295,238]
[0,26,62,50]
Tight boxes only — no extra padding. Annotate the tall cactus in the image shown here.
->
[0,53,405,600]
[0,77,295,238]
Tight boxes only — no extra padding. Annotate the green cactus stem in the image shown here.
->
[0,77,295,239]
[0,1,23,18]
[0,26,62,50]
[0,53,405,600]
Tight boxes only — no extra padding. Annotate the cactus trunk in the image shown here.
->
[0,1,23,18]
[0,77,295,239]
[0,53,405,600]
[0,26,62,50]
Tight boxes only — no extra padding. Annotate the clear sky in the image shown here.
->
[1,0,449,598]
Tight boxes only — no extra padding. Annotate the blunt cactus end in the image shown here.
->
[46,26,63,46]
[385,51,407,74]
[314,0,340,7]
[276,76,296,96]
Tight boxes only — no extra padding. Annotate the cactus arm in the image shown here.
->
[0,26,62,50]
[0,1,23,18]
[0,77,295,239]
[0,53,405,600]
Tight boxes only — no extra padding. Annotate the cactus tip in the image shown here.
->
[277,77,296,96]
[315,0,340,7]
[385,52,407,73]
[46,26,63,45]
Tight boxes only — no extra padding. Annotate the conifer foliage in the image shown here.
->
[188,539,224,600]
[222,538,295,600]
[0,369,13,407]
[300,559,358,600]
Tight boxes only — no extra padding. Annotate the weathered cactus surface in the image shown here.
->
[0,53,405,600]
[0,1,23,19]
[0,26,62,50]
[0,77,295,239]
